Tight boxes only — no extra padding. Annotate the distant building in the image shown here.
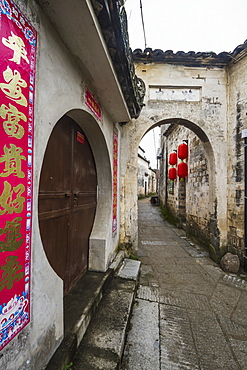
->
[138,147,157,197]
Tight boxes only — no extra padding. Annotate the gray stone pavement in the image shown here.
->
[121,198,247,370]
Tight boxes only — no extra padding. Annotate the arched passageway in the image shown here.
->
[120,112,228,261]
[158,119,218,255]
[120,59,230,260]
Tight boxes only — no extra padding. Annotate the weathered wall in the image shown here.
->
[187,135,211,243]
[1,1,122,368]
[121,61,228,257]
[137,155,150,197]
[161,125,212,247]
[227,52,247,257]
[148,169,157,195]
[120,122,139,250]
[137,153,156,197]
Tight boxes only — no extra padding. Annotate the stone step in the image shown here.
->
[70,259,141,369]
[46,252,125,370]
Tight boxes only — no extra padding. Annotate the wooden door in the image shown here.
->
[38,116,97,294]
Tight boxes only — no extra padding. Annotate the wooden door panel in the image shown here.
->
[38,193,71,214]
[39,214,69,280]
[38,115,97,294]
[75,192,97,207]
[39,117,72,194]
[73,130,97,193]
[69,205,96,281]
[67,126,97,290]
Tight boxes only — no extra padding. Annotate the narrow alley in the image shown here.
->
[122,198,247,369]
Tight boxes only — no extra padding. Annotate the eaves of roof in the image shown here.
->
[132,40,247,67]
[93,0,145,119]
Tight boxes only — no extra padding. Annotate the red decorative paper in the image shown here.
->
[0,0,36,350]
[85,88,102,121]
[76,131,84,145]
[112,128,118,232]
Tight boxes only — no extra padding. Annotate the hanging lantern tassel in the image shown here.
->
[169,151,177,166]
[177,162,188,178]
[178,142,188,160]
[168,167,177,180]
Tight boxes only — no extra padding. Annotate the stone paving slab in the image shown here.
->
[199,263,224,281]
[159,262,206,274]
[158,272,215,295]
[136,248,148,257]
[160,304,200,369]
[209,282,241,318]
[182,245,210,259]
[217,314,247,337]
[159,289,211,311]
[122,199,247,369]
[139,264,158,284]
[155,255,203,266]
[232,292,247,326]
[72,278,136,369]
[117,258,141,281]
[137,284,160,302]
[141,240,168,245]
[229,338,247,368]
[188,310,240,369]
[121,299,159,370]
[146,246,191,259]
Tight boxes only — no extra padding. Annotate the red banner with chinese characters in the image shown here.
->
[85,87,102,121]
[112,128,118,233]
[0,0,36,350]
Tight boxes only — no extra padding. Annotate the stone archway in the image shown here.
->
[120,110,228,259]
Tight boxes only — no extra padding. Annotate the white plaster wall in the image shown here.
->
[120,122,139,250]
[148,169,157,194]
[137,156,150,196]
[121,62,228,250]
[1,1,120,368]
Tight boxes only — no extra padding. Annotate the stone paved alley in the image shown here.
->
[121,199,247,369]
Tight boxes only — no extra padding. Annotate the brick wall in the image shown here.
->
[161,124,211,246]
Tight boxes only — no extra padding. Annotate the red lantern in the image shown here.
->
[169,152,177,166]
[177,162,188,178]
[178,142,188,160]
[168,167,177,180]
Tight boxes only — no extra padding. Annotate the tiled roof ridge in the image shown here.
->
[132,40,247,66]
